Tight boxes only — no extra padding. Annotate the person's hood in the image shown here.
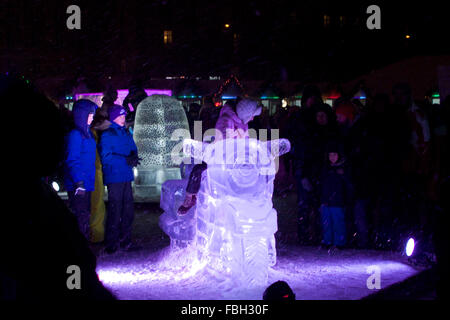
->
[72,99,97,138]
[236,99,262,124]
[219,104,244,125]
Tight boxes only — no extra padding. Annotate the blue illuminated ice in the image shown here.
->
[159,137,290,288]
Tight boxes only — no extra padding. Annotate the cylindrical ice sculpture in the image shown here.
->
[133,95,190,202]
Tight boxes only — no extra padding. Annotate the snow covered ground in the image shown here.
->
[96,244,421,300]
[93,191,424,300]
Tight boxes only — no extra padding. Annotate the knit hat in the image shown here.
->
[109,104,127,121]
[335,102,356,122]
[236,99,262,124]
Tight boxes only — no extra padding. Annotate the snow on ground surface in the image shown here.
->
[93,196,423,300]
[96,244,421,300]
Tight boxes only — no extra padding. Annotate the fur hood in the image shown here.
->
[214,105,248,140]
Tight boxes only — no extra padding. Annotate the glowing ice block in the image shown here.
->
[133,95,190,202]
[159,137,290,288]
[159,162,196,247]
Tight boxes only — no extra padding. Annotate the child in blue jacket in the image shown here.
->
[64,99,97,240]
[99,105,141,254]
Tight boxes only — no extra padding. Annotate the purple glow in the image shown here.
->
[95,246,418,300]
[75,89,172,106]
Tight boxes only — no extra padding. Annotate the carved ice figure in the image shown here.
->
[133,95,190,202]
[159,161,196,248]
[159,137,290,288]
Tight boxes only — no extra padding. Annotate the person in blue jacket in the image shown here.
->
[64,99,98,240]
[99,105,141,254]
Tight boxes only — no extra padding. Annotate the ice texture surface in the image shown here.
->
[159,137,290,288]
[133,95,190,202]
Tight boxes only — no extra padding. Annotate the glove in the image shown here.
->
[75,181,86,197]
[126,152,142,167]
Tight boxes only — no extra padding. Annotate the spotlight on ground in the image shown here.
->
[52,181,60,192]
[406,238,415,257]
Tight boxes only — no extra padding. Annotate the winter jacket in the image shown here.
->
[199,103,220,135]
[64,100,97,192]
[320,159,353,207]
[293,123,338,182]
[99,122,138,185]
[214,105,248,140]
[337,115,372,199]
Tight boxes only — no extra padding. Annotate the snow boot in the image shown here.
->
[177,193,197,215]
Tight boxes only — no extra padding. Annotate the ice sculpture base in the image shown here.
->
[134,167,182,202]
[159,176,197,246]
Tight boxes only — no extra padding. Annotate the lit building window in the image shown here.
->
[339,16,345,26]
[323,15,331,27]
[163,30,173,44]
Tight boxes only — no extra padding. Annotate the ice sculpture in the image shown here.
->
[159,137,291,288]
[159,161,196,247]
[133,95,190,202]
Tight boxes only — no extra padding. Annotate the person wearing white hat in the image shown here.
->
[178,99,262,215]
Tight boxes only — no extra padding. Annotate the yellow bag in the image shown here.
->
[90,131,105,243]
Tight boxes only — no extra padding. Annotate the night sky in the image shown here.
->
[1,1,449,84]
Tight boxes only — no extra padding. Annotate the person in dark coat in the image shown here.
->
[198,96,221,136]
[1,75,114,300]
[292,102,337,245]
[122,82,148,130]
[64,99,98,240]
[335,100,371,248]
[287,84,324,145]
[319,142,353,248]
[187,103,201,137]
[99,105,141,254]
[89,106,113,243]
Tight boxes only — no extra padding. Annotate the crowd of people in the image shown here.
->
[43,78,450,253]
[64,90,144,255]
[185,84,450,251]
[2,73,449,299]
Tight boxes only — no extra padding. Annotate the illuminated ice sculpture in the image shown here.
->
[160,137,291,288]
[133,95,190,202]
